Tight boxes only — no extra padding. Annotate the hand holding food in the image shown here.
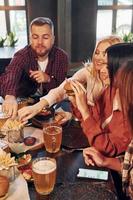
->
[64,81,75,96]
[68,80,89,120]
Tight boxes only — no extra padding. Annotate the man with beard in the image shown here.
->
[1,17,68,118]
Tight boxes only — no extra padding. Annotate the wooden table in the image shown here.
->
[26,120,118,200]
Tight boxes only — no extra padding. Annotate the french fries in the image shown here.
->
[0,148,17,170]
[2,119,23,131]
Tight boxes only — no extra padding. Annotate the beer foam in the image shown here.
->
[33,159,56,174]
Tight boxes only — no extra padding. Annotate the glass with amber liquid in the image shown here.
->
[43,125,62,153]
[32,157,56,195]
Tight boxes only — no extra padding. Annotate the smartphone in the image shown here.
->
[77,168,109,181]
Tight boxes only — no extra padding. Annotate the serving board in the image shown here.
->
[8,127,44,154]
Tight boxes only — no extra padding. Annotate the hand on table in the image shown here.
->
[29,70,50,83]
[2,95,18,119]
[83,147,106,167]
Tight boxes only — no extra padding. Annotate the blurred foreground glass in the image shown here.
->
[43,125,62,153]
[32,157,56,195]
[0,166,16,181]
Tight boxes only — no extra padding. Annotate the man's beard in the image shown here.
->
[34,45,50,57]
[37,49,50,57]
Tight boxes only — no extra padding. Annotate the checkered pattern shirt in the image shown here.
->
[1,45,68,97]
[119,139,133,199]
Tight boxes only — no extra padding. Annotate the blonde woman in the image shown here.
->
[18,35,123,121]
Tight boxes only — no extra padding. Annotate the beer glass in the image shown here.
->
[43,125,62,153]
[32,157,56,195]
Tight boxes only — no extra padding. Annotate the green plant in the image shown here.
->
[122,32,133,43]
[0,36,6,47]
[6,32,18,47]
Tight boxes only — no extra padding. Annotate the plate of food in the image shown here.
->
[32,110,72,129]
[15,153,32,168]
[18,163,33,182]
[53,111,72,125]
[34,107,55,121]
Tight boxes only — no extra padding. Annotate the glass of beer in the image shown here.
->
[43,125,62,153]
[32,157,56,195]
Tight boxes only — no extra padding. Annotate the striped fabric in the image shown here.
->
[1,45,68,97]
[119,140,133,199]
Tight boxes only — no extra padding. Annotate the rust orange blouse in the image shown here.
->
[72,87,132,157]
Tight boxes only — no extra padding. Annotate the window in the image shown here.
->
[97,0,133,40]
[0,0,27,47]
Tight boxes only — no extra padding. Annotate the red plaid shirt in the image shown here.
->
[1,45,68,97]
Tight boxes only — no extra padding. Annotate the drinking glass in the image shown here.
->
[43,125,62,153]
[32,157,56,195]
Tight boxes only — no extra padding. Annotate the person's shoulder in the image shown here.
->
[52,46,68,56]
[14,45,32,56]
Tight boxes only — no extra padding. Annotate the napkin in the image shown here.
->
[8,142,30,154]
[7,173,30,200]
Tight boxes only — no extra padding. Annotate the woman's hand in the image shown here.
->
[83,147,121,172]
[83,147,106,167]
[70,80,89,120]
[18,99,48,123]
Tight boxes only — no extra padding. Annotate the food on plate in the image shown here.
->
[0,114,9,129]
[16,154,31,166]
[18,165,33,181]
[1,119,23,131]
[24,136,36,146]
[0,148,16,170]
[1,119,24,142]
[54,112,65,123]
[0,175,9,198]
[38,109,52,116]
[22,169,32,180]
[64,82,75,96]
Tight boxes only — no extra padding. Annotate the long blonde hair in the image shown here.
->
[85,35,123,104]
[92,35,123,77]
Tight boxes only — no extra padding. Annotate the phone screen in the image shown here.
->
[77,168,109,181]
